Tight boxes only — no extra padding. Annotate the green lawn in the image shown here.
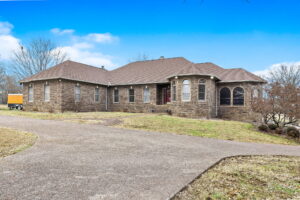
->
[117,115,299,145]
[172,156,300,200]
[0,105,298,145]
[0,127,37,158]
[0,105,138,124]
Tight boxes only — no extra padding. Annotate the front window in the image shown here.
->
[44,84,50,102]
[172,81,176,101]
[220,87,231,105]
[129,88,135,102]
[198,79,206,101]
[95,88,100,102]
[114,89,119,103]
[28,85,34,102]
[143,87,150,103]
[182,80,191,101]
[233,87,244,105]
[75,85,80,102]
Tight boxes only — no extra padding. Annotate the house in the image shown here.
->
[20,57,266,120]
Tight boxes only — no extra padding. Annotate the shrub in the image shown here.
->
[258,124,269,132]
[286,127,300,138]
[275,127,283,135]
[268,124,278,130]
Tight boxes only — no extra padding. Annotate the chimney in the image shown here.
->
[101,66,105,69]
[159,56,164,59]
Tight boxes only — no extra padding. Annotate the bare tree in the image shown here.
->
[128,53,150,62]
[12,38,68,80]
[252,83,300,127]
[269,64,300,87]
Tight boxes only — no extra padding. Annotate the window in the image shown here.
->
[172,81,176,101]
[233,87,244,105]
[128,88,135,102]
[220,87,231,105]
[28,85,34,102]
[252,88,259,99]
[114,88,119,103]
[44,84,50,102]
[198,79,206,101]
[143,87,150,103]
[182,80,191,101]
[95,88,100,102]
[75,85,80,102]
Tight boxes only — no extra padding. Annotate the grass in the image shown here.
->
[0,105,138,124]
[0,126,37,158]
[117,115,299,145]
[0,105,298,145]
[172,156,300,200]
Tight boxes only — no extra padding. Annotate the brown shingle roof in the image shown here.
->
[218,68,266,83]
[20,60,109,85]
[20,57,266,85]
[108,57,193,85]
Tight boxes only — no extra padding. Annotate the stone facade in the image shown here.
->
[22,78,264,121]
[216,82,264,121]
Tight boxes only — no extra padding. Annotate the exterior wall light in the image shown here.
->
[210,76,214,80]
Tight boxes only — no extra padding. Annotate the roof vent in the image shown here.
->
[159,56,164,59]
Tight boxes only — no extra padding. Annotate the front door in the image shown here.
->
[162,87,171,104]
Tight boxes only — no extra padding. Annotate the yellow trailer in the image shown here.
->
[7,94,23,110]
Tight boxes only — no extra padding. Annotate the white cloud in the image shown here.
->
[51,28,119,68]
[0,21,13,35]
[253,62,300,78]
[51,28,75,35]
[0,21,19,61]
[84,33,118,43]
[61,45,115,68]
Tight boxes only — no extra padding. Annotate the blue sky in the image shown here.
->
[0,0,300,74]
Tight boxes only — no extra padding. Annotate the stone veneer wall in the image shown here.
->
[61,80,107,112]
[22,78,264,121]
[217,82,264,122]
[107,84,171,113]
[22,80,63,112]
[168,76,217,118]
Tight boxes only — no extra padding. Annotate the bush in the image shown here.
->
[286,127,300,138]
[275,127,283,135]
[268,124,278,130]
[258,124,269,132]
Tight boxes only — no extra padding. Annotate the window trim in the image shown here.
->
[198,79,206,102]
[44,84,50,102]
[233,87,245,106]
[94,87,100,102]
[28,84,34,103]
[143,87,150,103]
[74,85,81,102]
[128,88,135,103]
[113,88,119,103]
[220,87,231,106]
[172,81,176,102]
[181,79,191,102]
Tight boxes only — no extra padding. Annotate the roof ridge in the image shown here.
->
[67,60,108,71]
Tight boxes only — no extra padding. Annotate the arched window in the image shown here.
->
[198,79,206,101]
[220,87,231,105]
[233,87,244,105]
[182,80,191,101]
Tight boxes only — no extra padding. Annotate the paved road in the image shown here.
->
[0,115,299,200]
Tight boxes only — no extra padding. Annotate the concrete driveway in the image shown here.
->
[0,115,299,200]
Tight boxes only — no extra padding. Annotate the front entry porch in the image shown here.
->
[156,84,171,105]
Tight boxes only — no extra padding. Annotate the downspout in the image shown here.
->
[215,83,218,117]
[106,82,111,111]
[106,86,108,111]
